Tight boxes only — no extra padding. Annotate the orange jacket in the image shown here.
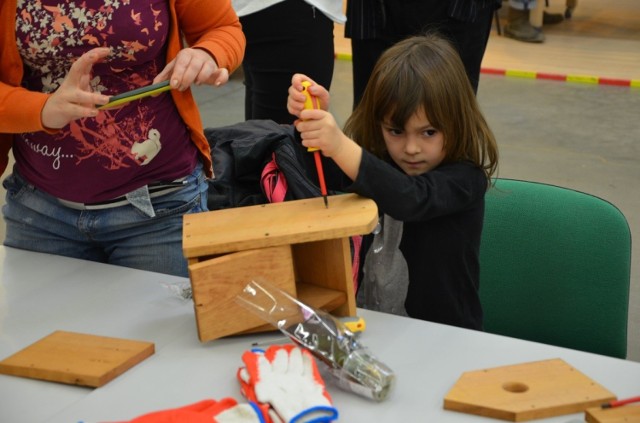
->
[0,0,245,178]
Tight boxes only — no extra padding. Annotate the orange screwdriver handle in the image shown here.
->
[301,81,321,152]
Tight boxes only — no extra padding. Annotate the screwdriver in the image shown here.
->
[301,81,329,208]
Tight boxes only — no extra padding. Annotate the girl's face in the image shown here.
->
[381,108,445,176]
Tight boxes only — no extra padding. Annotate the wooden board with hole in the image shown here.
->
[443,358,616,422]
[0,331,154,388]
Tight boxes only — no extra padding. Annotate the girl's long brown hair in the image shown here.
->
[344,33,498,183]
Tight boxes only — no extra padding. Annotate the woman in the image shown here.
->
[0,0,245,276]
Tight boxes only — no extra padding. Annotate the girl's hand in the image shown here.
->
[296,109,346,158]
[296,108,362,181]
[155,48,229,91]
[41,47,111,129]
[287,73,330,118]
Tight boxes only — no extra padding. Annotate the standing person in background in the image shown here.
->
[232,0,345,123]
[345,0,501,108]
[504,0,564,43]
[0,0,245,277]
[287,34,499,329]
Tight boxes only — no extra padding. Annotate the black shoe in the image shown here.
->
[543,11,564,25]
[505,7,545,43]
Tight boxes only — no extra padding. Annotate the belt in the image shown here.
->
[57,179,188,211]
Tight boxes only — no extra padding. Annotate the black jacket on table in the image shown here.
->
[346,150,487,330]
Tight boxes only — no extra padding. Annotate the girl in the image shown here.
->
[287,33,499,330]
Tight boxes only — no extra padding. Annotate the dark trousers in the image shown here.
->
[240,0,335,124]
[351,1,495,108]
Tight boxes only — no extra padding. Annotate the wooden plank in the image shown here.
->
[188,246,297,342]
[444,358,616,421]
[183,193,378,258]
[296,282,348,313]
[232,283,348,337]
[585,405,640,423]
[0,331,154,387]
[293,238,356,316]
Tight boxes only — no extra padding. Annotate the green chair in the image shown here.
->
[479,178,631,358]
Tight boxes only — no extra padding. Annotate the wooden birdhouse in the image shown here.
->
[182,194,378,342]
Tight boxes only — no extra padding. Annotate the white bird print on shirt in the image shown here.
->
[131,128,161,165]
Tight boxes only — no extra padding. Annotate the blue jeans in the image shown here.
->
[2,163,208,277]
[509,0,536,10]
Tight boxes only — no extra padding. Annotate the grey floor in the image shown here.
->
[1,59,638,361]
[195,60,640,362]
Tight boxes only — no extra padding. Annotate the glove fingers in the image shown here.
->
[238,367,260,405]
[238,346,337,423]
[215,403,264,423]
[287,346,304,376]
[242,349,276,387]
[271,348,289,374]
[300,350,314,379]
[264,344,296,361]
[300,351,332,404]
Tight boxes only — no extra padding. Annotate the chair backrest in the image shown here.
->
[480,179,631,358]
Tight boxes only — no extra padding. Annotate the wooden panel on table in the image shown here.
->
[0,331,154,387]
[188,245,296,342]
[585,404,640,423]
[444,358,616,422]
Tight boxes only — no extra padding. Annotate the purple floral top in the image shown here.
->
[14,0,198,203]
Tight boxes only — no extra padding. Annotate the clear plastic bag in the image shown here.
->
[236,279,395,401]
[162,281,193,301]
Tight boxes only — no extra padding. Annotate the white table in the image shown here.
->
[1,246,638,423]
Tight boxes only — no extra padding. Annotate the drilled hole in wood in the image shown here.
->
[502,382,529,393]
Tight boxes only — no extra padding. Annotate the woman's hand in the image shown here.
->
[154,48,229,91]
[40,47,111,129]
[287,73,330,118]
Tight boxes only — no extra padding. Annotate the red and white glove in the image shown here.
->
[113,398,264,423]
[237,345,338,423]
